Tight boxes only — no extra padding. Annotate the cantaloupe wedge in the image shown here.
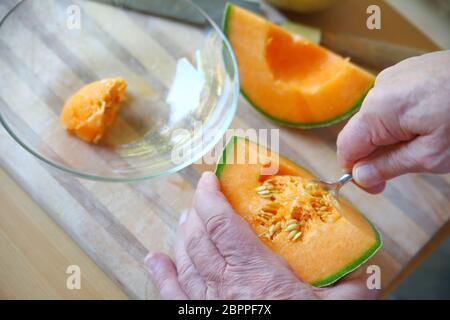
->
[223,4,375,127]
[215,136,382,287]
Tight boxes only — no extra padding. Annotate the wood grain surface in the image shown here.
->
[0,169,128,299]
[0,0,449,299]
[0,0,123,300]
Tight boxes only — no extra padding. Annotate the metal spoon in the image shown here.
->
[315,173,353,198]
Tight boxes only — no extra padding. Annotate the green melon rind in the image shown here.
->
[214,136,382,287]
[222,2,234,43]
[241,89,370,129]
[222,3,373,128]
[281,21,322,44]
[214,135,238,178]
[312,225,382,287]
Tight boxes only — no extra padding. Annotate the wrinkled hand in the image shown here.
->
[144,172,376,300]
[337,50,450,193]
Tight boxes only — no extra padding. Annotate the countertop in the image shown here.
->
[1,0,449,299]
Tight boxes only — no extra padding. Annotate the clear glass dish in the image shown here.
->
[0,0,239,182]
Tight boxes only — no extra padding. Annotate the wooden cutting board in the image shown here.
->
[0,0,448,299]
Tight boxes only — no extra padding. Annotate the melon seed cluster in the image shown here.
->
[255,176,341,242]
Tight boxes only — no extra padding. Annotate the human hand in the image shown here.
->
[144,172,377,300]
[337,50,450,193]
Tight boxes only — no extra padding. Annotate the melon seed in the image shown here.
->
[274,221,282,231]
[292,231,303,241]
[288,230,297,240]
[285,223,298,232]
[268,225,275,237]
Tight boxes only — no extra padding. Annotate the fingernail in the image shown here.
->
[354,163,380,188]
[144,253,159,274]
[179,210,188,226]
[198,171,218,189]
[202,171,215,179]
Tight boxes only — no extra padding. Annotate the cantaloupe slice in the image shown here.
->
[60,78,127,143]
[215,136,381,287]
[223,4,375,127]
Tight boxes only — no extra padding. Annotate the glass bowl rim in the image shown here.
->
[0,0,240,182]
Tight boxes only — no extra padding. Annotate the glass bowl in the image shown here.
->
[0,0,239,182]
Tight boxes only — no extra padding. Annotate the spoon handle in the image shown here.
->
[338,173,353,187]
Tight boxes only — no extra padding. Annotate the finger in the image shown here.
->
[352,140,422,188]
[193,172,259,256]
[337,111,378,171]
[183,207,227,285]
[337,88,413,170]
[319,267,378,300]
[175,210,207,299]
[144,252,188,300]
[354,181,386,194]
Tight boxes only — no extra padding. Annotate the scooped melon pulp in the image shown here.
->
[60,78,127,143]
[223,4,375,128]
[215,136,382,287]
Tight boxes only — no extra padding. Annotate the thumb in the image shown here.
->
[337,88,415,171]
[193,172,261,252]
[352,140,421,188]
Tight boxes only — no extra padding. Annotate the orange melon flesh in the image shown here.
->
[215,137,381,287]
[224,5,375,127]
[60,78,127,143]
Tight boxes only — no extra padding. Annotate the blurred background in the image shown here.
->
[389,236,450,299]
